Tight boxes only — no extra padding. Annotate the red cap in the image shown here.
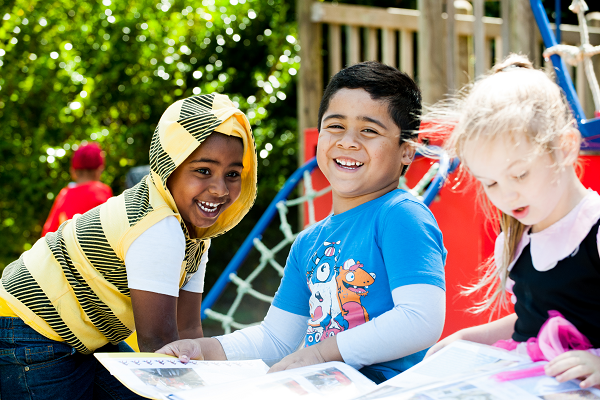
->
[71,143,104,170]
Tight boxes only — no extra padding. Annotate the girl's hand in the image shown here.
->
[425,314,518,359]
[545,351,600,388]
[425,330,466,358]
[156,339,204,363]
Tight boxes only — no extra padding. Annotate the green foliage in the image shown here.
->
[0,0,300,283]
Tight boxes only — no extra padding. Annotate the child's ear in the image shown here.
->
[400,141,417,166]
[560,129,581,165]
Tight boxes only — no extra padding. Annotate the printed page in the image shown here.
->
[95,353,269,399]
[356,375,541,400]
[365,341,530,394]
[479,362,600,400]
[355,361,600,400]
[166,361,376,400]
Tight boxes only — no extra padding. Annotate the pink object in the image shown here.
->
[492,311,593,381]
[493,365,546,382]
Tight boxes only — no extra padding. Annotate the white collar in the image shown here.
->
[495,190,600,272]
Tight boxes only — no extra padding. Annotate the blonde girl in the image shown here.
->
[424,55,600,388]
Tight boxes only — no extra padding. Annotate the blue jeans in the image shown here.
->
[0,317,144,399]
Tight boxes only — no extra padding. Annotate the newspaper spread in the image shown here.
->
[353,341,600,400]
[94,353,270,399]
[97,342,600,400]
[167,361,377,400]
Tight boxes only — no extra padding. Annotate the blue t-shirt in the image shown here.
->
[272,189,446,373]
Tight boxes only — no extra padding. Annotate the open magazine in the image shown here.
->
[97,341,599,400]
[95,353,375,400]
[94,353,270,399]
[353,340,600,400]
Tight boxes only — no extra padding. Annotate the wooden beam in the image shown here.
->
[297,0,322,167]
[419,0,446,104]
[312,2,600,46]
[312,2,420,30]
[509,0,536,59]
[446,0,456,92]
[473,0,485,77]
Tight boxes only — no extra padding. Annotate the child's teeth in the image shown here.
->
[336,159,363,167]
[198,201,219,212]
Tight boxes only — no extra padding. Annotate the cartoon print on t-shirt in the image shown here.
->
[305,241,376,346]
[306,241,344,339]
[336,259,375,329]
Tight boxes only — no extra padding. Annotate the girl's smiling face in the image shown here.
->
[463,134,574,233]
[167,132,244,232]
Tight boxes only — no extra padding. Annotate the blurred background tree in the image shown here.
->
[0,0,300,287]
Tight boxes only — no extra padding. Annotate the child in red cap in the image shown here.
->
[41,143,113,236]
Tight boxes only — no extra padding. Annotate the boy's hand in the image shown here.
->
[156,337,227,364]
[269,336,343,373]
[156,339,204,363]
[545,351,600,388]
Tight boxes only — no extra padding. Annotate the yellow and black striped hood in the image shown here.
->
[0,94,257,353]
[149,93,257,240]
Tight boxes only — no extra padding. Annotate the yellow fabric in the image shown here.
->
[0,94,257,354]
[0,297,16,317]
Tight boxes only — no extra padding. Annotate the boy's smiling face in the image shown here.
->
[167,132,244,232]
[317,88,414,214]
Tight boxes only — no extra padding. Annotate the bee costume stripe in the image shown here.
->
[0,94,257,354]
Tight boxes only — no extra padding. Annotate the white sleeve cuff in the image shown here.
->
[216,306,306,366]
[337,284,445,370]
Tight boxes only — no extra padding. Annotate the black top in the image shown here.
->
[509,219,600,347]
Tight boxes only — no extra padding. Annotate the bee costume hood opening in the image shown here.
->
[149,93,258,239]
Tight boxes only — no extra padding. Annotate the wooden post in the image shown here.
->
[365,28,378,61]
[329,24,342,77]
[509,0,536,60]
[456,0,473,88]
[382,28,396,67]
[400,30,414,77]
[345,25,360,66]
[418,0,446,104]
[494,36,503,63]
[473,0,485,78]
[446,0,456,92]
[576,65,587,115]
[485,38,492,71]
[297,0,322,167]
[501,0,510,57]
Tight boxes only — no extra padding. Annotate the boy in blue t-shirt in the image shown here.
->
[158,61,447,383]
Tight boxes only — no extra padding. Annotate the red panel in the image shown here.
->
[303,129,600,339]
[579,155,600,191]
[405,158,505,339]
[303,128,333,225]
